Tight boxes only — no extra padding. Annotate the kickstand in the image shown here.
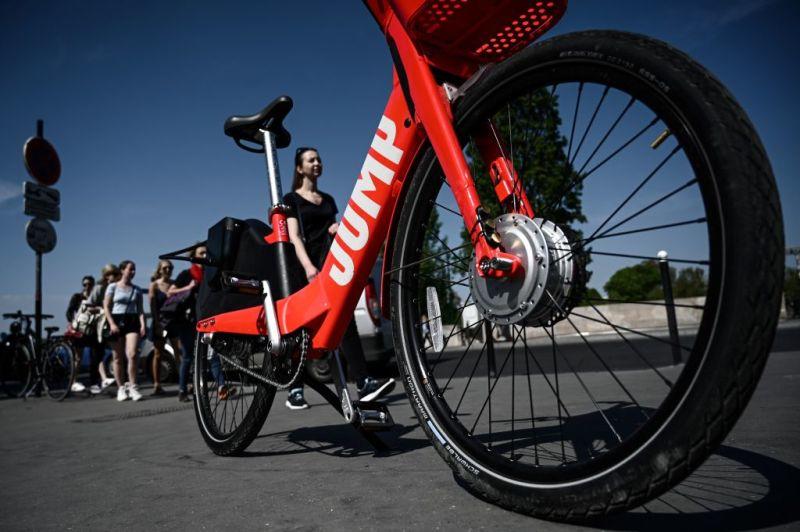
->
[303,364,390,453]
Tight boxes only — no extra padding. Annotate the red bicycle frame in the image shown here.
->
[198,0,566,354]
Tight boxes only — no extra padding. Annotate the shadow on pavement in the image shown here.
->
[244,422,428,458]
[592,445,800,530]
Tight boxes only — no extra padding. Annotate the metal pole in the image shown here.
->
[658,250,681,364]
[34,120,44,354]
[35,251,42,354]
[261,130,283,208]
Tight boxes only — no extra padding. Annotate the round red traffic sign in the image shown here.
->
[23,137,61,186]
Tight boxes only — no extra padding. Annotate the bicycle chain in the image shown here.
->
[212,329,308,390]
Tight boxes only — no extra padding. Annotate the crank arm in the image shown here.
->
[331,349,355,423]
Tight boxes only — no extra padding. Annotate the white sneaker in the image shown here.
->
[116,383,129,402]
[128,384,142,402]
[102,377,115,389]
[70,382,86,393]
[89,384,102,395]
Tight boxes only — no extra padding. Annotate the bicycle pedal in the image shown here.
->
[353,400,394,431]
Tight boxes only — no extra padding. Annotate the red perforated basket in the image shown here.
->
[396,0,567,66]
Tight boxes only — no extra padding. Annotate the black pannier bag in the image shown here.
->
[197,217,304,321]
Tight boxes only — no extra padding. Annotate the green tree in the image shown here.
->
[673,267,707,298]
[577,287,604,307]
[466,88,586,226]
[420,208,462,324]
[604,261,663,301]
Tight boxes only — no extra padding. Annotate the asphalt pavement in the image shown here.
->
[0,323,797,531]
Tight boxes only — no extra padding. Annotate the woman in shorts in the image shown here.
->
[103,260,146,402]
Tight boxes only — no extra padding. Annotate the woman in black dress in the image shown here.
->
[283,147,394,410]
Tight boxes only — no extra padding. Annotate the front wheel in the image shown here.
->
[390,30,782,520]
[43,340,77,401]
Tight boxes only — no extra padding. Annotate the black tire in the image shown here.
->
[193,333,276,455]
[390,30,783,520]
[43,340,77,401]
[0,342,34,398]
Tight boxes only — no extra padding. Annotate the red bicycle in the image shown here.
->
[164,0,784,520]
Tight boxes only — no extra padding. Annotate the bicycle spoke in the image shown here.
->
[588,303,674,388]
[523,326,539,465]
[573,217,707,244]
[428,296,475,374]
[443,318,488,391]
[568,309,694,351]
[575,96,636,176]
[385,243,471,275]
[469,326,525,435]
[511,324,517,459]
[542,95,636,217]
[553,176,702,266]
[417,273,470,290]
[584,145,681,244]
[454,323,495,416]
[553,288,669,406]
[581,296,705,310]
[580,250,709,266]
[543,327,623,444]
[570,85,610,166]
[551,325,566,463]
[590,177,699,242]
[579,116,659,178]
[566,82,583,162]
[522,336,572,417]
[435,201,463,219]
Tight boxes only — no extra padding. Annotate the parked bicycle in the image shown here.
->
[0,311,79,401]
[163,0,783,521]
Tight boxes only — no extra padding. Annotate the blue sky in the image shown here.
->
[1,0,797,322]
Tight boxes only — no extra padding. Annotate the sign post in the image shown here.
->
[22,119,61,353]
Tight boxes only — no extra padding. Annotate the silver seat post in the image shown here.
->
[260,129,283,208]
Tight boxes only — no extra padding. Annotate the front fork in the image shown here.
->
[387,16,534,280]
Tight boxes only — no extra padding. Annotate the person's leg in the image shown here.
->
[151,336,164,392]
[88,339,102,386]
[340,319,396,401]
[112,336,125,388]
[340,319,368,385]
[177,326,194,396]
[125,332,139,386]
[125,331,143,401]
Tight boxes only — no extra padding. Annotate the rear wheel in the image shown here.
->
[390,30,782,520]
[43,340,76,401]
[0,342,33,398]
[193,333,276,455]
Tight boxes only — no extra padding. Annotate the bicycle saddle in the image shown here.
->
[45,326,59,334]
[224,95,293,153]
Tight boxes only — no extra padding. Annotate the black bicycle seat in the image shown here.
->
[224,95,293,153]
[45,326,59,334]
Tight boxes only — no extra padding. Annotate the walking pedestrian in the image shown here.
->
[283,147,394,410]
[66,275,94,323]
[103,260,146,402]
[149,259,179,396]
[169,245,205,402]
[86,264,120,392]
[64,275,96,393]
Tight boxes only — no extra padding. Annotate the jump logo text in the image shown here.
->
[329,116,403,286]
